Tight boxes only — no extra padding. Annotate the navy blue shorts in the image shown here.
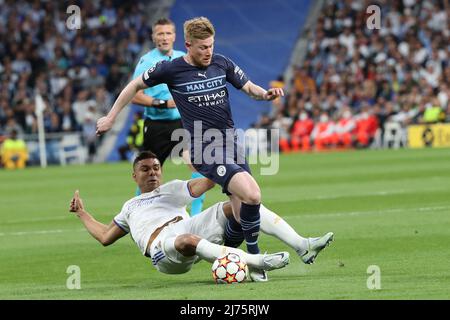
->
[191,133,251,195]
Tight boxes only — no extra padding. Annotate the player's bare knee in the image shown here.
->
[243,190,261,205]
[175,234,201,256]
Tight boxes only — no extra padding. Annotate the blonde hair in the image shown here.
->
[184,17,215,42]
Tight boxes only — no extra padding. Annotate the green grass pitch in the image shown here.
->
[1,148,449,299]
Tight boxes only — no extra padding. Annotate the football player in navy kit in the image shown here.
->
[130,18,205,216]
[97,17,284,281]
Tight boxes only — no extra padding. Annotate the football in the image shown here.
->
[211,253,248,284]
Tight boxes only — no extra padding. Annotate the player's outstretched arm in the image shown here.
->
[241,81,284,101]
[187,178,216,198]
[69,190,127,246]
[96,77,149,136]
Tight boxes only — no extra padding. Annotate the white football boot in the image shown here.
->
[299,232,334,264]
[248,251,290,282]
[248,269,269,282]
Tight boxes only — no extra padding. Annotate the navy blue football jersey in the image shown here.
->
[141,54,249,135]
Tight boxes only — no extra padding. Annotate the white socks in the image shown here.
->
[187,204,309,268]
[195,204,309,264]
[195,239,265,268]
[259,204,309,255]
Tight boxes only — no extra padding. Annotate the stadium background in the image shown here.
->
[0,0,449,300]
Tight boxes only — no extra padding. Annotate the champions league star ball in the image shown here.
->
[211,253,248,284]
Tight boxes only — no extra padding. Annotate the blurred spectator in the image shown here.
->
[67,64,90,92]
[446,104,450,122]
[3,117,24,138]
[422,98,446,123]
[437,83,449,109]
[42,105,60,133]
[311,112,337,151]
[291,111,314,152]
[105,63,123,93]
[389,102,419,128]
[49,68,69,96]
[94,87,112,115]
[292,66,316,97]
[334,107,356,149]
[11,52,31,74]
[23,100,37,134]
[355,105,379,148]
[82,66,105,89]
[57,100,78,132]
[0,0,151,152]
[72,90,96,126]
[256,0,449,152]
[253,113,273,130]
[0,129,28,169]
[272,113,293,153]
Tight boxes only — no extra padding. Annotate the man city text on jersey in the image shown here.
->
[182,75,226,107]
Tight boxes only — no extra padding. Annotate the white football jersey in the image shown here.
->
[114,180,194,255]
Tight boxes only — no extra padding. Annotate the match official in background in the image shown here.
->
[0,129,28,170]
[131,18,205,215]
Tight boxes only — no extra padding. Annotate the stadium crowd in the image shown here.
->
[255,0,450,152]
[1,0,449,165]
[0,0,151,162]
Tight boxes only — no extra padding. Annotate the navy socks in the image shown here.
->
[239,203,261,254]
[224,215,244,248]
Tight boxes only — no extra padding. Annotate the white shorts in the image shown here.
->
[148,202,228,274]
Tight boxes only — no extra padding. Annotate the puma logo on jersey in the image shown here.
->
[197,72,207,79]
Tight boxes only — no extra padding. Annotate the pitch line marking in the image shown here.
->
[1,206,449,237]
[0,228,86,237]
[2,189,444,224]
[284,205,450,219]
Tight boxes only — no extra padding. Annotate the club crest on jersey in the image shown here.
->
[144,66,156,80]
[217,165,227,177]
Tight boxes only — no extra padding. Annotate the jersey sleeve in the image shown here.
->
[222,55,249,89]
[164,180,197,206]
[133,57,149,80]
[113,205,130,233]
[141,60,170,88]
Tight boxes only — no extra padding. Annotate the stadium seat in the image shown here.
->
[59,134,87,166]
[383,122,406,149]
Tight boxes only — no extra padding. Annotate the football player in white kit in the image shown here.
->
[69,151,333,280]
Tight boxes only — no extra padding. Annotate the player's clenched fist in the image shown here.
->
[69,190,85,214]
[96,116,114,136]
